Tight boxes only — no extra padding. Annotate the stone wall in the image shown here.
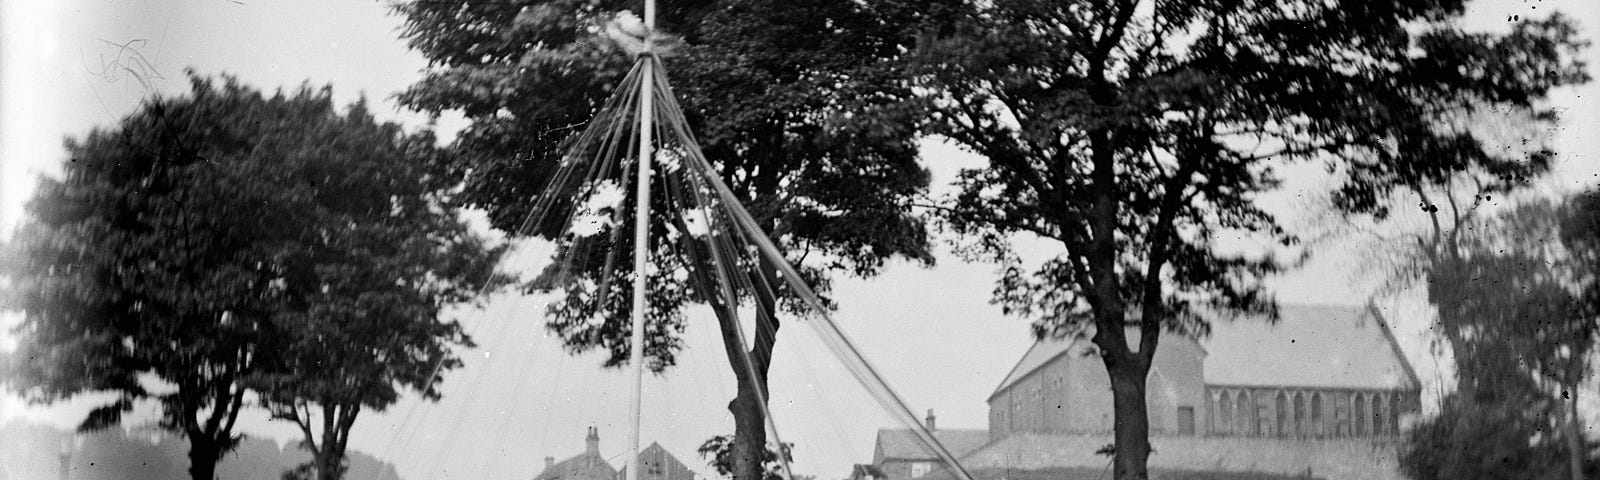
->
[959,433,1404,480]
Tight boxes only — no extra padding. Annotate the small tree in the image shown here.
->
[699,435,793,480]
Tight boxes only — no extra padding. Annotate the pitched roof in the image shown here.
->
[534,451,617,480]
[988,303,1420,395]
[988,339,1076,402]
[874,429,991,461]
[1203,303,1419,390]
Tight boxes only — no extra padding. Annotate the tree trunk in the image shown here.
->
[1105,356,1152,480]
[709,259,781,480]
[729,383,770,480]
[1568,388,1585,480]
[188,439,220,480]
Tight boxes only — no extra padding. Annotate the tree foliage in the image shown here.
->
[390,2,945,480]
[241,97,505,480]
[915,1,1587,478]
[698,434,794,480]
[0,73,503,480]
[1401,190,1599,480]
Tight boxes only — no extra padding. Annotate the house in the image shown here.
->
[618,442,697,480]
[536,427,698,480]
[871,411,989,480]
[870,303,1423,480]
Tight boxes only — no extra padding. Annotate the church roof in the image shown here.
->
[874,428,991,461]
[1203,303,1419,390]
[988,303,1420,396]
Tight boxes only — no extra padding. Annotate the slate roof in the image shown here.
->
[1203,304,1419,390]
[874,428,991,461]
[988,303,1420,396]
[534,450,617,480]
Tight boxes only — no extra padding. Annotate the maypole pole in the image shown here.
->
[626,2,656,480]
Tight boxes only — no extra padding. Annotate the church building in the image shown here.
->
[870,303,1423,480]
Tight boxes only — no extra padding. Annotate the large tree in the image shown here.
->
[2,75,314,480]
[242,100,506,480]
[1401,190,1599,480]
[390,2,947,480]
[915,1,1587,478]
[0,74,502,480]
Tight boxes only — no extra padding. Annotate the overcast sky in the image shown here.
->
[1,1,1597,480]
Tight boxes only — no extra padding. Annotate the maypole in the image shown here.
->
[625,2,656,480]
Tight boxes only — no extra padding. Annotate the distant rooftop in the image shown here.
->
[874,428,991,462]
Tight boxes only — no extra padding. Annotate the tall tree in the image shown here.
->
[391,3,947,480]
[243,100,506,480]
[915,2,1587,479]
[1401,190,1599,480]
[2,74,316,480]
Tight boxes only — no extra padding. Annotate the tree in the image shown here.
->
[914,2,1587,479]
[391,3,947,480]
[1401,191,1599,480]
[240,100,506,480]
[2,74,315,480]
[0,73,504,480]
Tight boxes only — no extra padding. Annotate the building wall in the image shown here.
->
[958,433,1408,480]
[987,334,1209,438]
[1203,386,1421,438]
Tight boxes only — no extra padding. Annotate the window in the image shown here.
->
[1293,392,1306,437]
[1178,406,1195,436]
[911,462,931,478]
[1275,391,1289,437]
[1218,392,1234,435]
[1390,394,1404,433]
[1235,391,1252,435]
[1352,393,1367,436]
[1310,393,1324,437]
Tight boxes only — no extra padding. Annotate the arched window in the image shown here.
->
[1352,393,1367,436]
[1275,391,1289,437]
[1376,392,1388,438]
[1310,392,1323,437]
[1293,392,1307,437]
[1390,393,1404,433]
[1218,391,1234,435]
[1235,391,1252,436]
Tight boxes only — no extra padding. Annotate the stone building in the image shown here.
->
[871,303,1423,480]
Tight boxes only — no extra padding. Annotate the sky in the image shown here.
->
[0,1,1597,480]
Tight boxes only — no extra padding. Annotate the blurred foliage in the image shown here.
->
[699,434,793,480]
[0,72,505,480]
[1403,189,1598,480]
[912,0,1588,478]
[1400,395,1592,480]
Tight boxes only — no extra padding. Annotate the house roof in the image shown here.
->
[874,428,991,461]
[534,451,617,480]
[988,303,1420,396]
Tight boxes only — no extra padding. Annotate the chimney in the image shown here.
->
[546,457,556,469]
[925,409,937,430]
[586,426,600,454]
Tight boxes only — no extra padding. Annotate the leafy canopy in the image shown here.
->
[392,0,944,368]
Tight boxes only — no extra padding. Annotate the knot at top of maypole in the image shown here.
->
[602,10,678,58]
